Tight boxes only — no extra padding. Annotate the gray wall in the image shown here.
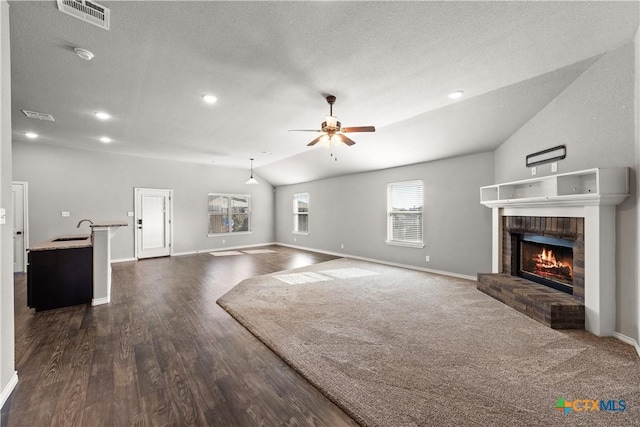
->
[0,0,15,406]
[494,40,639,341]
[275,152,494,278]
[13,142,276,260]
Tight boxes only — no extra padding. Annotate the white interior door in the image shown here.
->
[135,188,172,259]
[12,182,28,273]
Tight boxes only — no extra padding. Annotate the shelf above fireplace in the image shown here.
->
[480,168,629,208]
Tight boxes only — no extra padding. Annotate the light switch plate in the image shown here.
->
[531,167,537,176]
[61,211,70,217]
[551,162,558,172]
[127,211,134,217]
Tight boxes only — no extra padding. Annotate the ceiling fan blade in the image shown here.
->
[289,129,321,132]
[338,134,356,146]
[342,126,375,133]
[307,135,324,146]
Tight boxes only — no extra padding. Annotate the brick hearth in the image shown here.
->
[477,273,584,329]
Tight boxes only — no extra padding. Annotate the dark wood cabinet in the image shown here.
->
[27,247,93,312]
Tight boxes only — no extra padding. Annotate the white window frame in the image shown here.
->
[386,180,425,248]
[207,193,252,236]
[293,192,309,235]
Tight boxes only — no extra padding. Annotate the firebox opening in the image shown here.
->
[518,234,573,295]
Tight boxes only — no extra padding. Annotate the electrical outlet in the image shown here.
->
[531,167,537,176]
[222,239,225,244]
[294,237,296,242]
[341,244,344,249]
[61,211,70,217]
[551,162,558,173]
[425,255,430,262]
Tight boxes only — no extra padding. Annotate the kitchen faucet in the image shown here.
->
[77,219,94,228]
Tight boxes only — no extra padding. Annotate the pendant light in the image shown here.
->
[245,158,258,185]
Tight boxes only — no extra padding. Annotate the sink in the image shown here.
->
[52,236,89,242]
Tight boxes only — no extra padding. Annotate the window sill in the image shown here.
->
[207,231,252,237]
[385,240,425,249]
[292,231,309,236]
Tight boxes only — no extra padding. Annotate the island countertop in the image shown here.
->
[91,221,128,228]
[29,234,92,251]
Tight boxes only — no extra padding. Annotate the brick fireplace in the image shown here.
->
[478,167,629,336]
[503,216,584,300]
[478,216,586,330]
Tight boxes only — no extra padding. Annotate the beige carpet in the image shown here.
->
[217,258,640,426]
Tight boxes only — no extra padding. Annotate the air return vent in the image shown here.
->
[21,110,55,122]
[57,0,110,30]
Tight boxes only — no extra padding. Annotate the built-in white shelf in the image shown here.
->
[480,168,629,208]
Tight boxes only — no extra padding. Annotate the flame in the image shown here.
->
[534,247,572,278]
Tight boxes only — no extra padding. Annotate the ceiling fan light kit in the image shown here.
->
[290,95,376,151]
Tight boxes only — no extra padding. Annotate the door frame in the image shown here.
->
[134,187,173,259]
[12,181,29,272]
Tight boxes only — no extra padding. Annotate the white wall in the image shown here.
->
[0,0,16,410]
[275,152,494,278]
[12,142,276,260]
[494,41,638,341]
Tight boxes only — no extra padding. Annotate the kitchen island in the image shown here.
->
[27,234,93,312]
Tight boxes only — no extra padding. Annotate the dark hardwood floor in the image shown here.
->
[1,245,359,427]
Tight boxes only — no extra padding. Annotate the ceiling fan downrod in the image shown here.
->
[326,95,336,117]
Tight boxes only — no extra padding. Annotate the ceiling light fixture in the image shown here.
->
[245,158,258,185]
[448,90,464,100]
[25,132,38,139]
[74,47,94,61]
[202,94,217,104]
[99,136,112,143]
[95,111,110,120]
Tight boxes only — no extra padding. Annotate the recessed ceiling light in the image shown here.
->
[448,90,464,100]
[74,47,94,61]
[202,94,217,104]
[25,132,38,139]
[99,136,112,143]
[95,111,110,120]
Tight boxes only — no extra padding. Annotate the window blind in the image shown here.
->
[388,181,423,244]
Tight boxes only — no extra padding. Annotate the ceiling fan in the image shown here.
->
[290,95,375,147]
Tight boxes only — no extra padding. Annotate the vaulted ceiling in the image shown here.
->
[9,1,639,186]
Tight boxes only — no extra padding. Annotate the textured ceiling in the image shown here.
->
[9,1,640,186]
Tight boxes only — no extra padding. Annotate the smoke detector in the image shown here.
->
[74,47,94,61]
[57,0,110,30]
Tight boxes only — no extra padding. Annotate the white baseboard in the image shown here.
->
[612,332,640,359]
[0,371,18,410]
[173,242,278,257]
[111,257,137,264]
[91,297,110,306]
[275,243,477,282]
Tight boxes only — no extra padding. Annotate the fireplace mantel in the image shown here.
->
[480,167,629,336]
[481,168,629,209]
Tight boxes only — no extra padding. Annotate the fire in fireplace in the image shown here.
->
[518,234,573,294]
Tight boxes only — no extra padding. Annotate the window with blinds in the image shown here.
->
[293,193,309,234]
[208,193,251,235]
[386,180,424,248]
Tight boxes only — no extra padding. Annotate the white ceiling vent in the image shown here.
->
[21,110,55,122]
[57,0,110,30]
